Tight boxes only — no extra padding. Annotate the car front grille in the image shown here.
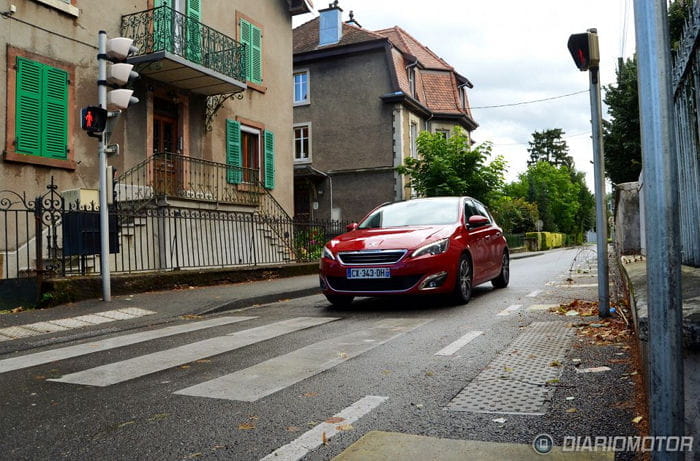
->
[337,250,407,265]
[326,275,422,292]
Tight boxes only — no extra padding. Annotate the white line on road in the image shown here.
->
[435,330,483,356]
[260,395,388,461]
[496,304,523,317]
[526,290,542,297]
[49,317,339,386]
[0,316,256,374]
[175,318,430,402]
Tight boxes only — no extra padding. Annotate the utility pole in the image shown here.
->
[633,1,685,457]
[97,30,111,302]
[567,29,609,318]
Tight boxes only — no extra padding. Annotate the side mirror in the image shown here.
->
[346,222,358,232]
[467,215,489,229]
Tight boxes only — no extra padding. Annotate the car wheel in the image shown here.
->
[325,294,354,307]
[492,250,510,288]
[453,254,473,304]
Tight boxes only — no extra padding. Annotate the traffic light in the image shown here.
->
[100,35,140,110]
[567,30,600,71]
[80,106,107,133]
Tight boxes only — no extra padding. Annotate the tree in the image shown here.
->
[398,127,507,207]
[489,196,539,234]
[603,57,641,185]
[526,129,574,168]
[669,0,693,50]
[505,162,593,236]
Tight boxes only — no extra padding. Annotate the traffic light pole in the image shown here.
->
[588,61,609,318]
[97,30,111,302]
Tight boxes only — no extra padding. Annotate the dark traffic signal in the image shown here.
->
[567,31,600,71]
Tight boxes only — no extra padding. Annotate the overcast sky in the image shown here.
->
[294,0,636,189]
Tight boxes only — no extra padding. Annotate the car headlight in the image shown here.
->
[322,246,336,260]
[411,238,449,258]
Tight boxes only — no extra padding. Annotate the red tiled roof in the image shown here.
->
[374,26,452,71]
[420,71,462,114]
[293,17,385,54]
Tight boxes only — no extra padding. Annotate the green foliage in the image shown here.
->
[526,129,574,168]
[293,226,325,261]
[506,162,594,235]
[397,127,507,207]
[603,57,641,185]
[669,0,693,50]
[489,196,539,234]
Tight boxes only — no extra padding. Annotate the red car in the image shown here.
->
[319,196,509,306]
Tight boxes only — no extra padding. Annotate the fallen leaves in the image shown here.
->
[632,416,644,424]
[565,408,577,413]
[324,417,345,424]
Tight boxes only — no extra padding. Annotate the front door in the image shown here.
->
[153,99,181,196]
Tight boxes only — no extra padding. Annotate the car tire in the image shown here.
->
[325,294,354,307]
[492,250,510,288]
[453,254,473,304]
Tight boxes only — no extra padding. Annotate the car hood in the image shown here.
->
[327,226,455,252]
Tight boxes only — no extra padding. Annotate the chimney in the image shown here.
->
[319,1,342,46]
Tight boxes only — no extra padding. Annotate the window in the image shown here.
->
[409,122,418,159]
[293,71,309,105]
[407,66,416,97]
[239,16,262,85]
[226,119,274,189]
[5,49,75,169]
[436,129,449,139]
[294,124,311,162]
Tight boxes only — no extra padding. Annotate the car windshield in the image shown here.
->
[358,198,460,229]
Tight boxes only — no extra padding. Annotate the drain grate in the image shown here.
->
[447,321,573,415]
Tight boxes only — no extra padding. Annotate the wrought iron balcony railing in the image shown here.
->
[115,152,264,207]
[121,6,246,89]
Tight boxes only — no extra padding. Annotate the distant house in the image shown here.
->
[292,3,478,221]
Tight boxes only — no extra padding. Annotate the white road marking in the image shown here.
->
[556,283,599,288]
[435,330,483,356]
[49,317,338,386]
[0,316,255,374]
[260,395,388,461]
[526,290,542,297]
[527,304,559,311]
[175,318,430,402]
[496,304,523,317]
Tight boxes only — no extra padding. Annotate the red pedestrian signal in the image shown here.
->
[80,106,107,133]
[567,31,600,71]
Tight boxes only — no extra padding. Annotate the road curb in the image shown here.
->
[197,286,321,315]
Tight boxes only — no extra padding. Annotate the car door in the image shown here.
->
[464,199,491,283]
[472,200,502,277]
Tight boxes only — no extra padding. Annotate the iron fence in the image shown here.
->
[671,2,700,267]
[120,5,246,83]
[0,178,351,281]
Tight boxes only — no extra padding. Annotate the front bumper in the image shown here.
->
[319,252,455,296]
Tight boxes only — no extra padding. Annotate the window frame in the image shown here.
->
[4,47,76,170]
[32,0,80,17]
[293,122,311,163]
[409,121,418,159]
[293,69,310,106]
[236,11,265,92]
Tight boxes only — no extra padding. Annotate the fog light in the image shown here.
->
[420,271,448,290]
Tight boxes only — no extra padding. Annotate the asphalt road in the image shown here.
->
[0,247,640,460]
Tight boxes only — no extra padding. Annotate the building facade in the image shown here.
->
[1,0,312,279]
[292,3,477,222]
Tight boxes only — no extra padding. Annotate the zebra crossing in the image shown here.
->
[1,315,431,404]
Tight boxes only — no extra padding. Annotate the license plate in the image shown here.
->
[346,268,391,279]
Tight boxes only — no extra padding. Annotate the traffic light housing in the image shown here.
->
[567,31,600,71]
[100,36,140,110]
[80,106,107,133]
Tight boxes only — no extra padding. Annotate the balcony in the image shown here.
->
[116,153,264,207]
[120,6,246,95]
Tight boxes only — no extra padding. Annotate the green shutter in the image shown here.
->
[226,119,242,184]
[43,66,69,159]
[250,24,262,84]
[154,0,173,52]
[263,130,274,189]
[15,57,42,156]
[186,0,201,63]
[239,19,251,81]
